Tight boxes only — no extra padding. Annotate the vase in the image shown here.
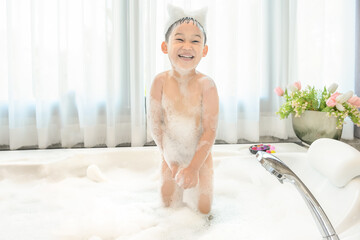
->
[292,110,343,145]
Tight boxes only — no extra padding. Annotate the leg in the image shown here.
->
[198,154,214,214]
[161,158,183,207]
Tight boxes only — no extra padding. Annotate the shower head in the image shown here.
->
[254,150,340,240]
[255,151,296,184]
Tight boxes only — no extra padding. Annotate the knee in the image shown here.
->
[198,195,212,214]
[198,203,211,214]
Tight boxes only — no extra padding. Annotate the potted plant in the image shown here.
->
[274,82,360,145]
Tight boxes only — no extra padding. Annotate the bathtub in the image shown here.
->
[0,143,359,240]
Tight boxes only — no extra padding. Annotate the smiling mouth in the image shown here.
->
[178,54,194,60]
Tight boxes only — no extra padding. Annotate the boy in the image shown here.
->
[149,6,219,214]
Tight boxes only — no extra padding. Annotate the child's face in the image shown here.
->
[162,21,208,72]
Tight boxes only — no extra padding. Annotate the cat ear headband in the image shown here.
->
[164,4,208,34]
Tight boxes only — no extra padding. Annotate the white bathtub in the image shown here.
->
[0,143,359,240]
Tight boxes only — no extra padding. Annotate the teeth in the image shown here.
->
[179,55,193,59]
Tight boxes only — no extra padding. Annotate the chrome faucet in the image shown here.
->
[255,151,340,240]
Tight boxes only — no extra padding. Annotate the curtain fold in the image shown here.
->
[296,0,356,138]
[0,0,357,149]
[258,0,295,140]
[129,0,147,147]
[1,0,142,149]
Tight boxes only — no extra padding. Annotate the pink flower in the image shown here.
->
[348,96,360,108]
[331,92,341,99]
[274,87,284,96]
[326,97,337,107]
[331,92,341,98]
[326,92,350,111]
[294,81,301,91]
[326,92,341,107]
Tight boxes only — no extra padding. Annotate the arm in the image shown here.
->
[150,74,180,177]
[189,78,219,171]
[176,78,219,188]
[149,75,164,153]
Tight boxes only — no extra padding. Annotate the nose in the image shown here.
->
[182,41,192,50]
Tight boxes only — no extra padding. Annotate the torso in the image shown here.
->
[161,71,205,167]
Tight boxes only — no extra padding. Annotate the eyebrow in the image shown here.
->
[174,33,202,39]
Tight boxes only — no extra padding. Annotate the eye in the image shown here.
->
[192,40,200,43]
[176,38,184,42]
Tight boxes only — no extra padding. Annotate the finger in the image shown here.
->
[188,179,198,189]
[183,178,192,189]
[180,177,187,188]
[187,182,194,189]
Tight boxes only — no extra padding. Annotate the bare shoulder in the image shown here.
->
[151,71,170,93]
[196,73,217,92]
[152,71,168,86]
[197,73,219,115]
[150,72,169,100]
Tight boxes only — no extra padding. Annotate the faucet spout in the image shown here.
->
[256,151,340,240]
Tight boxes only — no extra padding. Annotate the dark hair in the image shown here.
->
[165,17,207,45]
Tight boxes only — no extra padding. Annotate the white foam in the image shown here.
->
[161,94,201,167]
[0,146,350,240]
[86,164,108,182]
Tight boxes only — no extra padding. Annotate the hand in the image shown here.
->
[175,167,199,189]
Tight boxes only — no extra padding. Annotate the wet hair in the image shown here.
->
[165,17,207,45]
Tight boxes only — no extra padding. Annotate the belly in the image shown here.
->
[162,115,202,167]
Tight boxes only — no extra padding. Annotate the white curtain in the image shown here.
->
[1,0,147,149]
[296,0,356,139]
[150,0,356,142]
[0,0,357,149]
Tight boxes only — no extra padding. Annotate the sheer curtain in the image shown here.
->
[0,0,357,150]
[1,0,143,149]
[296,0,356,139]
[150,0,356,142]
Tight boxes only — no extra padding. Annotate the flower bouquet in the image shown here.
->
[274,82,360,129]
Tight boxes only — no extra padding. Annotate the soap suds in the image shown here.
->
[0,151,321,240]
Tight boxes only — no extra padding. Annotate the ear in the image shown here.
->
[161,41,168,54]
[202,45,208,57]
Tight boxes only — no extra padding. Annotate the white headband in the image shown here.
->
[164,4,208,35]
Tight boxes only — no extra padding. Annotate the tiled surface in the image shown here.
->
[341,138,360,151]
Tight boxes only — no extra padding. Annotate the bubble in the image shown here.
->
[86,164,107,182]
